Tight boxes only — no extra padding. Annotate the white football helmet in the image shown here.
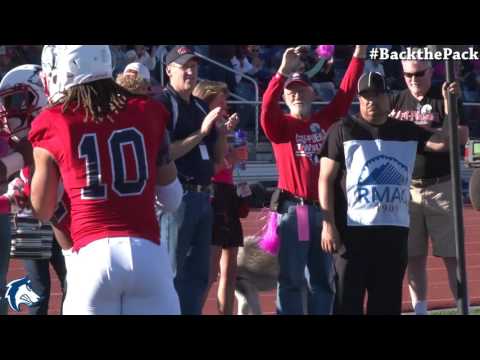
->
[41,45,62,103]
[0,64,48,141]
[55,45,112,90]
[41,45,113,102]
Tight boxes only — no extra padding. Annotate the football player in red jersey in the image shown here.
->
[28,45,198,315]
[0,64,74,315]
[0,62,75,251]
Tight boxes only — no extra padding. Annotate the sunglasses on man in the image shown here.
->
[403,68,430,78]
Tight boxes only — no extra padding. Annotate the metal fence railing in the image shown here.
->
[192,52,260,145]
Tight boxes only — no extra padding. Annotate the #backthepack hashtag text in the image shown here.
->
[369,47,479,61]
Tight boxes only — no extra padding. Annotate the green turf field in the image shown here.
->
[428,307,480,315]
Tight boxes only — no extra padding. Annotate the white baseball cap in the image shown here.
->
[123,62,150,82]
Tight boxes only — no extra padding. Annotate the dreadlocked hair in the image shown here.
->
[51,78,137,124]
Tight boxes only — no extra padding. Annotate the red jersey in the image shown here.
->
[19,166,72,238]
[29,97,169,251]
[260,57,364,201]
[50,189,72,239]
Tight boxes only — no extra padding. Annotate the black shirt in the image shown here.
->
[320,115,432,234]
[389,84,465,179]
[156,84,217,186]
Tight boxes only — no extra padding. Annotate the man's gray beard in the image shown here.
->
[289,104,312,118]
[409,84,429,99]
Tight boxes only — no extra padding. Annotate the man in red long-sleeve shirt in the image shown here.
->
[261,45,366,314]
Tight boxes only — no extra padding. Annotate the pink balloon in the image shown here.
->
[315,45,335,59]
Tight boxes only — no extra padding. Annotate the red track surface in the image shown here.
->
[6,206,480,315]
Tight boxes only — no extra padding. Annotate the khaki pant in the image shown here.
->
[408,180,456,258]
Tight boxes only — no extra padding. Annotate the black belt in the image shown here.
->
[280,190,320,207]
[182,182,213,193]
[411,175,451,188]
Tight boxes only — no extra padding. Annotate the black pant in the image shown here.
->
[23,239,67,315]
[334,227,408,315]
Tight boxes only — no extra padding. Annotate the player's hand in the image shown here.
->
[12,138,33,167]
[201,107,224,137]
[5,176,30,213]
[442,81,461,100]
[321,222,341,254]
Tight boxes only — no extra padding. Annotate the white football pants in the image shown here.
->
[62,237,180,315]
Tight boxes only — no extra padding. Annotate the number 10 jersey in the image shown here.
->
[29,97,170,252]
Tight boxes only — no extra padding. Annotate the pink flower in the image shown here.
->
[315,45,335,59]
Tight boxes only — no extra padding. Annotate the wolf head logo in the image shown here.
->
[3,277,41,312]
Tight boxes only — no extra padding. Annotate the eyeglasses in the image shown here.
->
[403,69,429,78]
[170,62,198,71]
